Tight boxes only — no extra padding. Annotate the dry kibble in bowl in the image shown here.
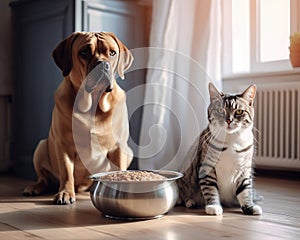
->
[100,171,167,181]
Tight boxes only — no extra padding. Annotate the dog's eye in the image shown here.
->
[109,50,117,57]
[79,46,92,59]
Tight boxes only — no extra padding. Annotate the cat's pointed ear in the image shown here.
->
[242,84,257,106]
[209,83,222,100]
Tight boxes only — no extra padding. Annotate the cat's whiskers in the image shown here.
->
[252,126,261,145]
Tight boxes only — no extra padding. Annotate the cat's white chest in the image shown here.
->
[215,148,239,205]
[214,133,253,206]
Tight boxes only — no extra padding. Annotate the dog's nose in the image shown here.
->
[94,61,110,71]
[85,61,112,93]
[104,61,110,71]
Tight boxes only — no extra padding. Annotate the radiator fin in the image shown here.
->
[254,86,300,170]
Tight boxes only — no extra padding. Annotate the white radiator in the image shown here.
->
[254,84,300,170]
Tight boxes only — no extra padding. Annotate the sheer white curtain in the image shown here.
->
[138,0,222,171]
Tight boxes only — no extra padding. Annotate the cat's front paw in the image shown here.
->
[242,205,262,215]
[205,205,223,215]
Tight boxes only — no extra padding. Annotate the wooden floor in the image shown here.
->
[0,173,300,240]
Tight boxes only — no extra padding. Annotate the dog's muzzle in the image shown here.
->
[84,61,113,93]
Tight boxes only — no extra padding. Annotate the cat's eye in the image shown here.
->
[235,109,244,115]
[217,107,224,114]
[79,46,92,59]
[109,50,117,57]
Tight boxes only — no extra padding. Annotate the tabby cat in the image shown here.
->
[177,83,262,215]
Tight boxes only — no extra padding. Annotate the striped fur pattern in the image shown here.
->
[177,83,262,215]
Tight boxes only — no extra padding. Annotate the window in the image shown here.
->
[222,0,300,76]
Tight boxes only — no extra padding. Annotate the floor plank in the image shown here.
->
[0,174,300,240]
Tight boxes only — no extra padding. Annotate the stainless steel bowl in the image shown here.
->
[89,170,183,220]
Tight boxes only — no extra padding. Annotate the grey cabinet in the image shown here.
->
[10,0,151,179]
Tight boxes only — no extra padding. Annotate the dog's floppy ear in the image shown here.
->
[107,32,134,80]
[52,33,78,77]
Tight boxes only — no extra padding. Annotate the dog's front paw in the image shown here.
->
[23,182,46,196]
[54,190,75,205]
[205,204,223,215]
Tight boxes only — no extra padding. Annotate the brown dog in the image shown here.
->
[23,32,134,204]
